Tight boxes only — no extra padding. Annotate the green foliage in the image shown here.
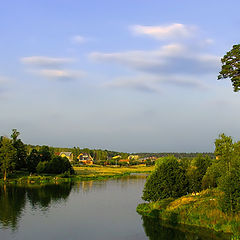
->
[203,133,240,214]
[39,146,52,162]
[10,129,27,170]
[218,162,240,213]
[48,156,74,174]
[11,129,20,144]
[0,137,17,180]
[26,149,40,173]
[13,139,27,170]
[36,161,49,174]
[187,154,212,193]
[35,156,74,175]
[142,156,188,202]
[218,44,240,92]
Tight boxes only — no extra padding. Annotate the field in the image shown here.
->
[74,165,154,179]
[0,165,154,184]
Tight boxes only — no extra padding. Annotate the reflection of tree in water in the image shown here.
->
[116,173,148,189]
[0,183,73,230]
[141,216,231,240]
[26,183,73,209]
[0,185,26,230]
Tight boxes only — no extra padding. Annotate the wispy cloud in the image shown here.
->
[21,56,74,68]
[104,74,208,93]
[32,69,85,81]
[21,56,85,81]
[71,35,87,44]
[90,22,219,93]
[104,76,161,93]
[130,23,196,40]
[89,43,220,75]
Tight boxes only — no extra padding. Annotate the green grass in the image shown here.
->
[0,165,154,184]
[137,189,240,238]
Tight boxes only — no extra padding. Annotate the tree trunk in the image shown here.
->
[3,170,7,181]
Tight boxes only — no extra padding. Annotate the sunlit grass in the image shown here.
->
[137,188,240,237]
[74,165,154,177]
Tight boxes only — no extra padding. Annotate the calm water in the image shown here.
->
[0,174,231,240]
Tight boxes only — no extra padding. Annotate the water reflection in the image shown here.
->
[0,185,26,230]
[0,183,73,230]
[0,175,232,240]
[142,215,231,240]
[26,183,73,209]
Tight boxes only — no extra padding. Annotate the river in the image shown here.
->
[0,174,231,240]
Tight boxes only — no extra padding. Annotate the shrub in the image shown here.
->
[142,156,188,202]
[36,161,49,173]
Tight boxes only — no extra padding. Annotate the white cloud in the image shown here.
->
[89,22,220,93]
[30,69,86,81]
[104,74,208,93]
[104,75,161,93]
[71,35,87,44]
[21,56,74,67]
[130,23,196,40]
[89,43,220,75]
[21,56,86,81]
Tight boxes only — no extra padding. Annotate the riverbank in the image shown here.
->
[137,188,240,238]
[0,165,154,184]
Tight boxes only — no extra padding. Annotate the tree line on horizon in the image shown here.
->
[0,129,214,180]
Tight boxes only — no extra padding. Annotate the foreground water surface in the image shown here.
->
[0,174,231,240]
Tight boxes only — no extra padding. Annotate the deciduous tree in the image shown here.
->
[0,137,17,181]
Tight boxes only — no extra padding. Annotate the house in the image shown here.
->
[128,155,139,160]
[118,159,130,165]
[77,153,94,165]
[59,152,74,162]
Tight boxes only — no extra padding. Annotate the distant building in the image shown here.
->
[119,159,130,165]
[77,153,93,165]
[128,155,139,160]
[59,152,74,162]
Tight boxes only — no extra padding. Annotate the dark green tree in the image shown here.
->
[39,146,52,162]
[11,129,20,144]
[218,162,240,213]
[11,129,27,169]
[48,156,74,174]
[218,44,240,92]
[187,154,211,193]
[0,137,17,181]
[26,149,40,173]
[142,156,188,202]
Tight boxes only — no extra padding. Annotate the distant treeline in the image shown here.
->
[135,152,215,159]
[26,145,214,161]
[25,145,129,161]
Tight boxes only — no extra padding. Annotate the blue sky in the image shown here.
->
[0,0,240,152]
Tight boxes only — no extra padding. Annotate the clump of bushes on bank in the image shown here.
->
[139,134,240,236]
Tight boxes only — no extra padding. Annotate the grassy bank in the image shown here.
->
[137,189,240,239]
[0,165,154,184]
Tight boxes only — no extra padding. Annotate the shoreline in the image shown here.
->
[0,165,153,185]
[136,189,240,239]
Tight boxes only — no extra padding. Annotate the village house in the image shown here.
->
[118,159,130,165]
[59,152,74,162]
[77,153,94,165]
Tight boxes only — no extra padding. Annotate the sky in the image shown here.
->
[0,0,240,153]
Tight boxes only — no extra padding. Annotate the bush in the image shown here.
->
[36,157,74,175]
[36,161,49,173]
[142,156,188,202]
[48,156,74,174]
